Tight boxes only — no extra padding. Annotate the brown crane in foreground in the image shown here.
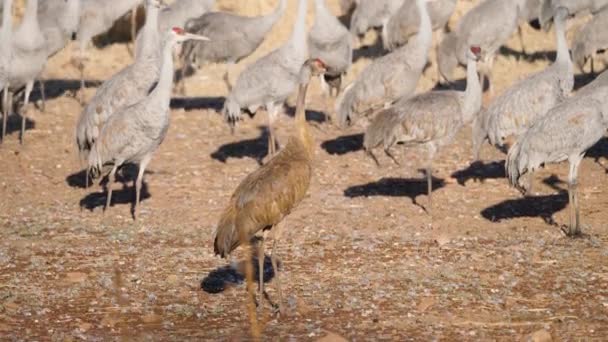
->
[213,58,327,316]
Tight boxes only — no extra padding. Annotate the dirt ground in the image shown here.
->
[1,0,608,340]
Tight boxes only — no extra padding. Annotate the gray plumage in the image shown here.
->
[336,0,433,128]
[0,0,12,143]
[308,0,353,96]
[382,0,456,51]
[540,0,608,29]
[135,0,215,57]
[222,0,308,157]
[505,96,606,236]
[76,0,163,162]
[180,0,285,69]
[38,0,81,58]
[88,28,209,220]
[5,0,47,144]
[349,0,404,36]
[572,7,608,73]
[519,0,543,22]
[473,7,573,159]
[364,46,482,211]
[437,0,526,92]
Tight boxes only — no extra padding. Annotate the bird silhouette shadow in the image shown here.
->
[451,160,506,186]
[353,34,387,63]
[344,173,446,211]
[480,175,568,225]
[585,136,608,173]
[76,164,152,212]
[170,96,225,112]
[201,255,275,294]
[321,133,363,155]
[283,106,330,123]
[498,46,556,63]
[26,79,103,103]
[0,113,35,138]
[210,126,270,165]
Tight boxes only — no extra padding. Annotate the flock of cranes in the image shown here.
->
[1,0,608,322]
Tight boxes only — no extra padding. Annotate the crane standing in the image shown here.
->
[364,46,482,212]
[87,27,209,220]
[506,96,606,236]
[214,58,327,316]
[223,0,308,157]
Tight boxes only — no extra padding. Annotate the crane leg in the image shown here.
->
[241,231,260,337]
[2,85,9,143]
[78,44,86,105]
[517,25,526,56]
[271,223,284,316]
[37,79,46,113]
[266,103,280,157]
[133,155,151,220]
[426,165,433,215]
[20,81,34,145]
[257,230,268,309]
[566,159,582,237]
[85,167,90,189]
[105,164,118,213]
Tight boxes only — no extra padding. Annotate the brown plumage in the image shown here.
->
[213,58,327,315]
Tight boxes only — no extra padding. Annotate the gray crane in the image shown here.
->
[308,0,353,97]
[473,7,573,160]
[222,0,308,157]
[135,0,215,57]
[3,0,47,144]
[382,0,456,51]
[336,0,434,128]
[437,0,526,94]
[0,0,12,144]
[76,0,164,182]
[540,0,608,29]
[572,7,608,74]
[350,0,404,38]
[179,0,286,92]
[363,46,482,212]
[88,27,209,220]
[75,0,144,103]
[506,96,606,237]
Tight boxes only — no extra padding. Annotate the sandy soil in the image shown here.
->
[1,0,607,340]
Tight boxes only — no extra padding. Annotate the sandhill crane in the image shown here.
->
[437,0,526,94]
[76,0,164,182]
[382,0,456,51]
[350,0,404,38]
[540,0,608,29]
[363,46,482,212]
[135,0,215,57]
[223,0,308,157]
[308,0,353,97]
[214,58,327,316]
[0,0,12,144]
[3,0,47,144]
[75,0,144,103]
[473,7,573,160]
[179,0,286,92]
[39,0,81,58]
[88,27,209,219]
[336,0,434,128]
[506,96,606,236]
[572,7,608,74]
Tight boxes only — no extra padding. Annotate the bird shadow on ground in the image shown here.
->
[353,35,387,63]
[432,76,492,92]
[480,175,567,225]
[284,106,330,124]
[66,163,154,189]
[585,136,608,173]
[321,133,363,155]
[170,96,225,112]
[19,79,104,103]
[210,126,269,165]
[0,113,35,138]
[344,173,446,211]
[451,160,506,186]
[201,256,275,294]
[498,46,555,63]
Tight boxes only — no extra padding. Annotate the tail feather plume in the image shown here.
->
[213,204,239,258]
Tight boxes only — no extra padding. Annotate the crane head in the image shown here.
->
[171,27,210,43]
[309,58,328,76]
[468,46,482,61]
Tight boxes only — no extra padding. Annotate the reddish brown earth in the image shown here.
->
[0,0,607,340]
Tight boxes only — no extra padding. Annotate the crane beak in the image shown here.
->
[184,33,210,42]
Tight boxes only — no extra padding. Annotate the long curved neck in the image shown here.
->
[149,38,176,113]
[462,57,482,122]
[261,0,286,29]
[138,3,161,61]
[295,76,314,159]
[286,0,308,55]
[0,0,13,40]
[554,12,571,68]
[414,0,432,49]
[21,0,39,31]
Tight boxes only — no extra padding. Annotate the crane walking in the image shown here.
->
[214,58,327,316]
[88,27,209,219]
